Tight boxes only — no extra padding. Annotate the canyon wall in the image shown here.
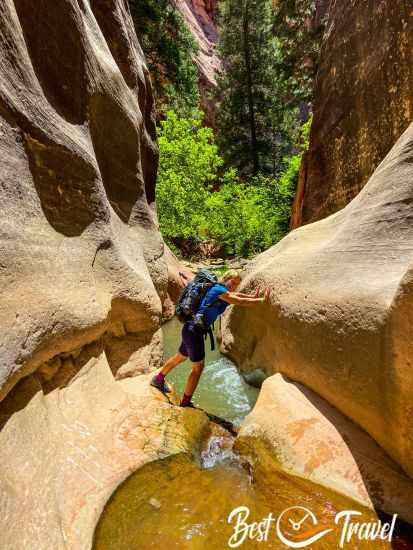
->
[174,0,220,125]
[0,1,195,546]
[291,0,413,227]
[223,121,413,519]
[0,0,169,410]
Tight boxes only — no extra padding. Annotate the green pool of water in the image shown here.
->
[162,318,259,425]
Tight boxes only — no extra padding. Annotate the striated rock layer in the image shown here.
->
[222,122,413,513]
[0,0,170,405]
[0,3,201,547]
[174,0,220,125]
[292,0,413,227]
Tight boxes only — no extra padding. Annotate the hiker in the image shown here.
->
[151,269,270,408]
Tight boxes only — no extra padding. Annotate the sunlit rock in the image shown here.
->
[0,0,168,403]
[0,356,210,549]
[236,374,413,524]
[222,122,413,501]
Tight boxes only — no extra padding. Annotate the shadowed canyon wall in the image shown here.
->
[0,0,167,422]
[174,0,220,125]
[291,0,413,227]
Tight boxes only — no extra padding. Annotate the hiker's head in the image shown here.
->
[221,270,241,291]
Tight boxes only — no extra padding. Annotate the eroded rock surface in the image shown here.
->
[0,356,210,550]
[222,123,413,492]
[292,1,413,227]
[0,0,169,403]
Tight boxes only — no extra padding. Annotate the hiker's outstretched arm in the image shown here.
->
[220,288,270,307]
[234,290,259,298]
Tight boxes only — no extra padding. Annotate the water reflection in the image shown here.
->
[93,319,413,550]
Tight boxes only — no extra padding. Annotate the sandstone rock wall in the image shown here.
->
[0,0,168,407]
[0,2,204,547]
[174,0,220,125]
[291,1,413,227]
[222,122,413,486]
[236,374,413,524]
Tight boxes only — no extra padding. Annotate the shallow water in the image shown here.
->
[94,448,409,550]
[162,318,259,424]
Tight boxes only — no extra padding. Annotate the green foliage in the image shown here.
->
[273,0,326,106]
[204,176,286,256]
[129,0,199,116]
[156,111,312,257]
[156,111,223,239]
[299,114,312,151]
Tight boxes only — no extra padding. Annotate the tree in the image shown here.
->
[129,0,199,116]
[156,111,224,241]
[273,0,327,108]
[156,111,312,258]
[216,0,278,176]
[215,0,325,177]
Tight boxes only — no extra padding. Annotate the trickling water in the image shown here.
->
[162,317,259,424]
[94,444,410,550]
[200,434,238,470]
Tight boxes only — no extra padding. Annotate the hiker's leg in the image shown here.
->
[157,323,192,378]
[151,351,186,392]
[180,323,205,406]
[152,326,189,391]
[160,352,187,376]
[183,360,204,398]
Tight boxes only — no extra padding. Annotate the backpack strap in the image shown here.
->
[199,284,224,352]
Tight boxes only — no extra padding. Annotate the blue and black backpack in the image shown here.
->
[175,269,218,325]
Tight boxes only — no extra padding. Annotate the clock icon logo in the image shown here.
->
[276,506,334,548]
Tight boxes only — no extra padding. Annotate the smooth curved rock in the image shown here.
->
[0,2,213,548]
[236,374,413,524]
[0,0,169,403]
[0,356,210,550]
[222,123,413,485]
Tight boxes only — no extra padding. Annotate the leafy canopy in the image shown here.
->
[156,111,312,257]
[156,111,223,239]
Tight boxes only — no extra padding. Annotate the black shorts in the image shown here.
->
[179,323,205,362]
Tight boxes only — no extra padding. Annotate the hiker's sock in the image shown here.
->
[180,393,192,407]
[155,372,165,384]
